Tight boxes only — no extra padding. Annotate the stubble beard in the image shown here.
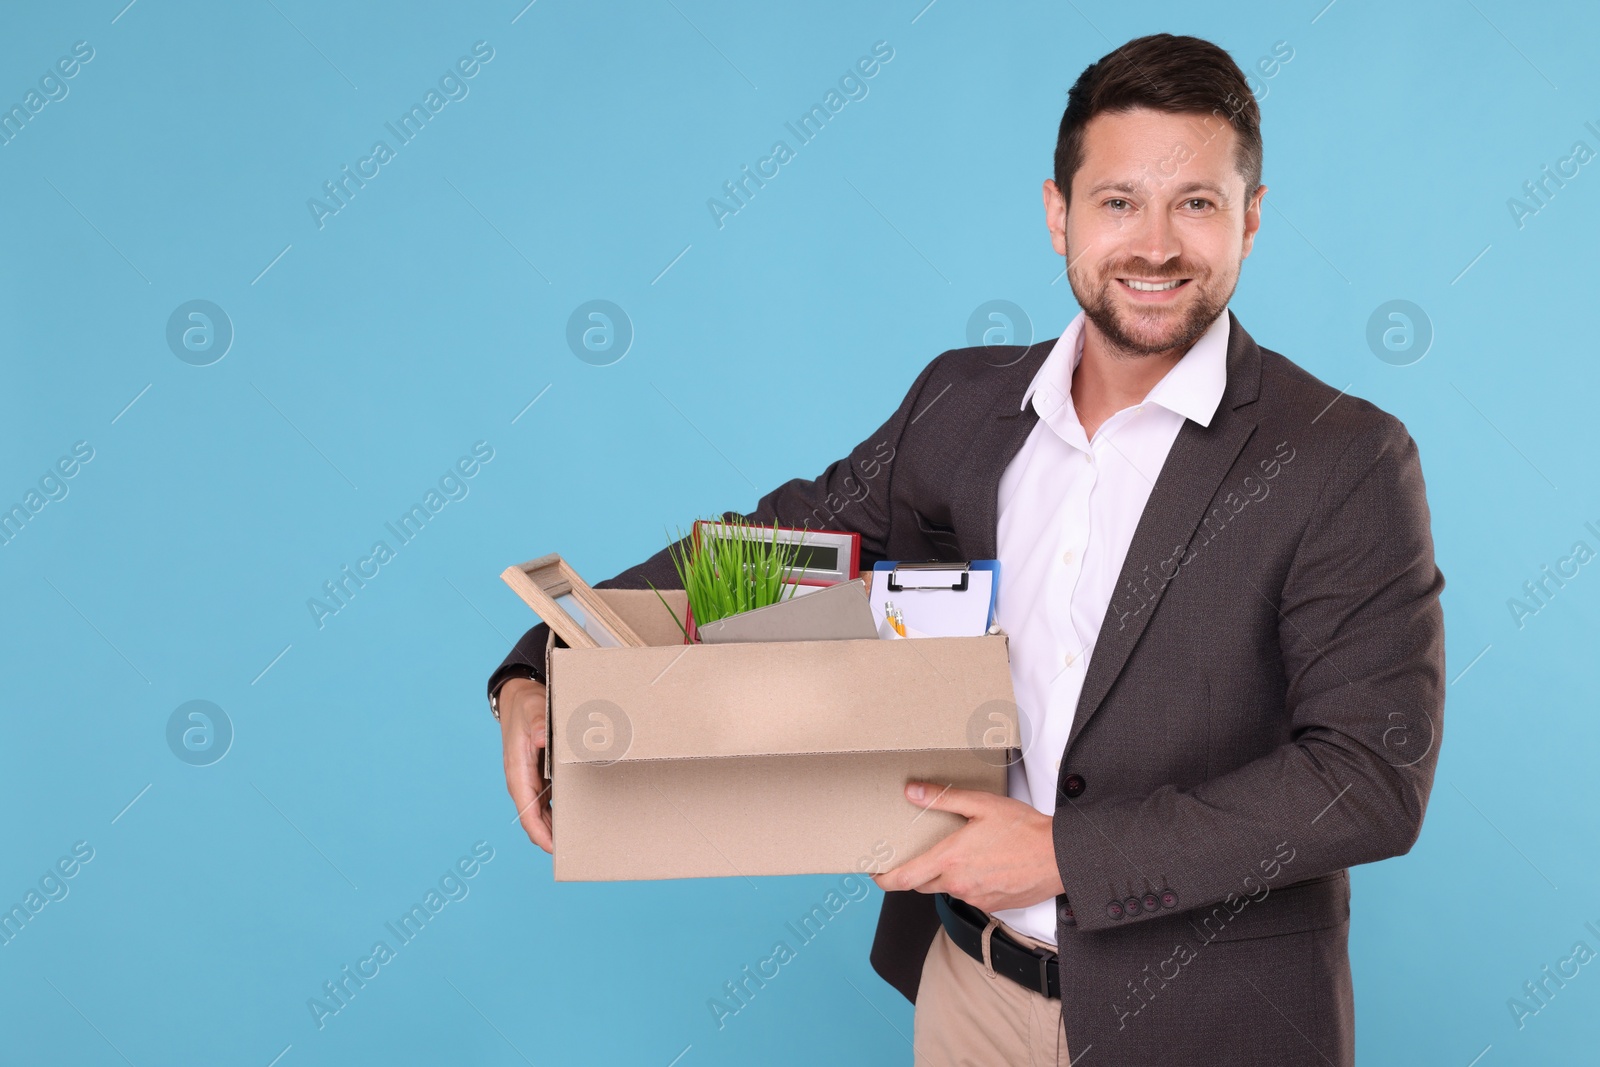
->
[1067,251,1238,360]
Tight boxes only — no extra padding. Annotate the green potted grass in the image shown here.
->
[648,518,807,642]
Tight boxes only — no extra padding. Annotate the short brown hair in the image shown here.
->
[1053,34,1262,203]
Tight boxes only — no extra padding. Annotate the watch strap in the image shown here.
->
[488,665,540,720]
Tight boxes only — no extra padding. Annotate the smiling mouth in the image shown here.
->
[1118,278,1189,293]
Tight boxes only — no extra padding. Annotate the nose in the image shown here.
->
[1128,204,1181,269]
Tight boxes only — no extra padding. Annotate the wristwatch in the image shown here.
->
[489,667,540,721]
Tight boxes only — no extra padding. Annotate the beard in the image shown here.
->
[1067,252,1238,359]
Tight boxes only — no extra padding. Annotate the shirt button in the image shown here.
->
[1061,549,1074,565]
[1064,652,1076,666]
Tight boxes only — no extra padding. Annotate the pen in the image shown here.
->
[885,601,906,637]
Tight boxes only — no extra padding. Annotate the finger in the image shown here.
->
[873,863,946,894]
[503,723,554,853]
[872,836,955,893]
[525,782,554,848]
[518,779,555,853]
[511,782,553,840]
[905,781,993,818]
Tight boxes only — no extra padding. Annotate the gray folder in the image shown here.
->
[696,578,879,644]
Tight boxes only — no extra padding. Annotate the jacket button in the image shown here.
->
[1107,900,1124,920]
[1124,896,1142,917]
[1142,892,1160,912]
[1062,773,1086,798]
[1058,900,1076,926]
[1160,889,1179,909]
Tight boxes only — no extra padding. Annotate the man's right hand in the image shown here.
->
[498,676,553,853]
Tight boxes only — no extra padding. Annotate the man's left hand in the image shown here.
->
[870,781,1066,914]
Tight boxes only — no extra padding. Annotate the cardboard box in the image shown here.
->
[543,588,1019,881]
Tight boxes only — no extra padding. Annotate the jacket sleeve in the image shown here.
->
[1054,415,1447,931]
[484,353,947,704]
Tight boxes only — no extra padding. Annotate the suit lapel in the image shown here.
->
[1061,311,1262,755]
[948,314,1265,755]
[949,341,1051,559]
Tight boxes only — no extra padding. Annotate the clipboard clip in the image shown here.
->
[887,560,970,593]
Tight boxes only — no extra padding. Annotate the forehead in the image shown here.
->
[1073,106,1245,194]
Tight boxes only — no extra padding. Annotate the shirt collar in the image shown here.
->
[1019,308,1231,428]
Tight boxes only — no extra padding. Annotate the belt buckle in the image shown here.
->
[1000,922,1058,999]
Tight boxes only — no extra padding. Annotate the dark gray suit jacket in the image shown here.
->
[488,311,1446,1066]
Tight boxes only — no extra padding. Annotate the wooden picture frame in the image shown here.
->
[500,553,646,649]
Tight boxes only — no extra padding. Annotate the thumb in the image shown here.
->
[905,781,986,816]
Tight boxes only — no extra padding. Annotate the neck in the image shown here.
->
[1073,318,1192,413]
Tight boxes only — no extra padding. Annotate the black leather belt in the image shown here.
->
[934,892,1060,999]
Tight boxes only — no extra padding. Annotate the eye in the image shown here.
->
[1183,198,1214,212]
[1104,198,1131,212]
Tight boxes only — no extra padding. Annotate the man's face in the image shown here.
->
[1044,106,1265,358]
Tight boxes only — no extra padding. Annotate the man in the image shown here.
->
[487,33,1445,1066]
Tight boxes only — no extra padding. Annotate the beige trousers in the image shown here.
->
[912,914,1071,1066]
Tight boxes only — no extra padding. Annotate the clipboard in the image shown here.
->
[869,560,999,638]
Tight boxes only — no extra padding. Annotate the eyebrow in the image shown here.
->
[1171,180,1231,203]
[1085,179,1233,204]
[1087,181,1141,195]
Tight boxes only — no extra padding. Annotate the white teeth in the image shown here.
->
[1123,279,1183,292]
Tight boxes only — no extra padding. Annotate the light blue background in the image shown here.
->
[2,1,1596,1063]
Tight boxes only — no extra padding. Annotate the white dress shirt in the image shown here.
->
[987,308,1231,946]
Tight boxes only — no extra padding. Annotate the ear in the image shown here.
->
[1043,179,1068,257]
[1241,184,1267,258]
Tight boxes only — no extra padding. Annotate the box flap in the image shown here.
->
[598,588,689,647]
[550,634,1015,764]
